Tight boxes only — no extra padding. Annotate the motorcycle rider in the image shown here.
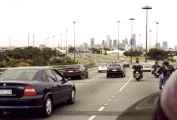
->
[158,60,175,90]
[132,58,143,79]
[152,61,161,76]
[153,65,177,120]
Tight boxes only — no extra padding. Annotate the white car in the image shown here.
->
[98,64,108,73]
[142,63,152,72]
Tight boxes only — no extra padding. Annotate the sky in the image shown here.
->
[0,0,176,48]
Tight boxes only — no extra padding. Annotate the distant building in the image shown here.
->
[102,40,106,48]
[130,34,136,49]
[90,38,95,48]
[122,38,129,50]
[113,40,117,49]
[162,41,168,49]
[156,42,161,48]
[39,44,47,49]
[106,35,112,49]
[175,46,177,51]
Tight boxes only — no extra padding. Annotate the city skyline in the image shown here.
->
[0,0,176,48]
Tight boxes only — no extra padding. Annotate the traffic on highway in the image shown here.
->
[0,60,175,120]
[1,0,177,120]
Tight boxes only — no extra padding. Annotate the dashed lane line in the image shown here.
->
[119,77,132,92]
[88,115,96,120]
[98,106,105,112]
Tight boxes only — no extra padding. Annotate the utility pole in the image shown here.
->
[33,32,35,47]
[65,29,68,55]
[117,20,120,61]
[28,32,30,47]
[129,18,135,64]
[142,5,152,62]
[73,21,76,62]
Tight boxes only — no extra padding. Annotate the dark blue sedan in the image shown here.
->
[0,67,76,117]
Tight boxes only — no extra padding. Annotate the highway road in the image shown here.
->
[0,68,159,120]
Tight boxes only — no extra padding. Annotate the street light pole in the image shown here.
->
[65,29,68,56]
[129,18,135,64]
[117,20,120,61]
[156,22,159,48]
[73,21,76,62]
[142,5,152,62]
[28,32,30,47]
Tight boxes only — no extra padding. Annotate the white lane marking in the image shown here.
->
[88,115,96,120]
[119,77,132,92]
[104,103,108,106]
[98,106,105,112]
[111,96,115,98]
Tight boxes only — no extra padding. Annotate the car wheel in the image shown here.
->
[80,75,85,80]
[86,73,88,79]
[107,74,110,78]
[41,97,53,117]
[67,89,76,104]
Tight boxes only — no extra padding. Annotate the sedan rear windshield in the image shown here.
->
[0,69,38,81]
[109,64,121,67]
[64,65,80,69]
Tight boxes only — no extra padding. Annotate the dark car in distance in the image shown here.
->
[107,64,126,78]
[0,67,76,117]
[63,64,88,79]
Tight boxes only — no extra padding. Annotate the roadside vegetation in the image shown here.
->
[0,47,76,67]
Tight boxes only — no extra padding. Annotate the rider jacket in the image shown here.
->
[132,64,143,72]
[158,65,175,79]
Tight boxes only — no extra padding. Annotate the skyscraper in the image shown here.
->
[90,38,95,48]
[102,40,106,48]
[162,41,168,50]
[106,35,112,49]
[113,40,117,49]
[130,34,136,49]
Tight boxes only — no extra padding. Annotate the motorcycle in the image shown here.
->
[134,71,142,81]
[153,67,160,78]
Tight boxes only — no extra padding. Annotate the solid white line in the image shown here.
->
[88,115,96,120]
[98,106,105,112]
[119,77,132,92]
[111,96,115,98]
[104,103,108,106]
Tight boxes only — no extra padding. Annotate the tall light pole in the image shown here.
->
[28,32,30,47]
[129,18,135,64]
[65,29,68,55]
[156,22,159,48]
[60,33,63,49]
[142,5,152,62]
[149,29,152,50]
[73,21,76,62]
[116,20,120,60]
[33,32,35,47]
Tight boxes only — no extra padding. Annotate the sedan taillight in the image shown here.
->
[24,85,37,96]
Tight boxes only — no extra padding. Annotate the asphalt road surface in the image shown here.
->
[0,68,159,120]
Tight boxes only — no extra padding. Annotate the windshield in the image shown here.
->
[0,69,38,81]
[64,65,80,69]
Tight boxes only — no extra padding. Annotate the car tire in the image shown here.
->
[41,97,53,117]
[86,73,88,79]
[107,74,110,78]
[67,89,76,104]
[80,75,85,80]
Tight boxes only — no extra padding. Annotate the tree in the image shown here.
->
[68,47,76,53]
[147,48,169,60]
[123,49,143,57]
[89,48,102,54]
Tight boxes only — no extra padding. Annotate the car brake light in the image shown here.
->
[24,85,37,96]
